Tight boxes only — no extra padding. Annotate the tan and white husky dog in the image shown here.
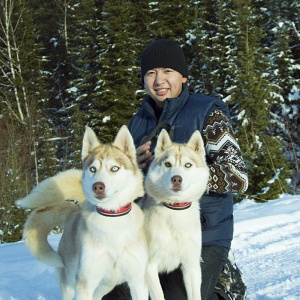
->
[18,126,148,300]
[143,129,209,300]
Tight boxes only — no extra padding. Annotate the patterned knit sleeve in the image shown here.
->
[202,109,248,194]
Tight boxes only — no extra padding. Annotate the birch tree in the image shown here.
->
[0,0,30,124]
[54,0,72,55]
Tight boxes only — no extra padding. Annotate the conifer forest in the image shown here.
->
[0,0,299,242]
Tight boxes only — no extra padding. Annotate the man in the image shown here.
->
[105,39,248,300]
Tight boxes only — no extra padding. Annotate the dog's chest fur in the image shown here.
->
[59,203,147,279]
[144,198,201,273]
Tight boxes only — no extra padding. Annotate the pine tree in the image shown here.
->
[60,0,104,162]
[186,0,235,98]
[89,0,142,141]
[28,0,79,170]
[65,0,142,156]
[263,0,300,194]
[142,1,193,42]
[227,0,290,201]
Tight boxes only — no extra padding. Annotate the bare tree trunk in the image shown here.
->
[0,0,30,124]
[54,0,70,54]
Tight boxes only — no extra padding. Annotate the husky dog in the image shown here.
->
[143,129,209,300]
[20,126,148,300]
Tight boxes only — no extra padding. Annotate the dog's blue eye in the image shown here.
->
[90,166,97,173]
[111,166,119,172]
[164,162,172,168]
[185,163,192,168]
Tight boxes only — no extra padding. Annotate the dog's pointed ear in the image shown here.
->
[187,130,205,157]
[155,129,173,155]
[113,125,136,157]
[82,127,101,161]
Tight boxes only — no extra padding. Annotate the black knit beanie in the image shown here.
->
[140,39,188,80]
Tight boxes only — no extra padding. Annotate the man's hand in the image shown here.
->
[136,141,154,170]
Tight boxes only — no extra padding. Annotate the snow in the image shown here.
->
[231,194,300,299]
[1,194,300,300]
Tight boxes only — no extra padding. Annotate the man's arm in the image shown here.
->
[202,109,248,194]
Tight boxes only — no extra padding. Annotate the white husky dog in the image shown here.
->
[143,129,209,300]
[20,126,148,300]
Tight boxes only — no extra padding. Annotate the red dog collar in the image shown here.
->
[162,202,192,210]
[96,203,132,217]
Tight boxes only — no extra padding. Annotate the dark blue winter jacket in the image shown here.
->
[128,84,233,248]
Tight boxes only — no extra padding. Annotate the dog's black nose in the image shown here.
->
[93,182,105,197]
[171,175,182,185]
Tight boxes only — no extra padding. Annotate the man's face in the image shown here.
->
[143,68,187,108]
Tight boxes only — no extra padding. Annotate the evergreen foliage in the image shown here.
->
[225,0,290,200]
[0,0,299,242]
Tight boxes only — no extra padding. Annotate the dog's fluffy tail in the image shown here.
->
[15,169,84,208]
[24,201,79,268]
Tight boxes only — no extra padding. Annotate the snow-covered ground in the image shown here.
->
[1,194,299,300]
[232,195,300,299]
